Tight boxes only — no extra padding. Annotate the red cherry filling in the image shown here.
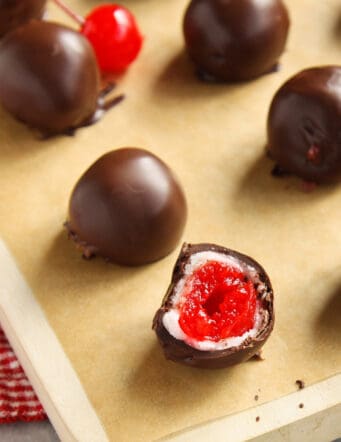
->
[306,145,321,165]
[178,261,256,342]
[80,4,143,73]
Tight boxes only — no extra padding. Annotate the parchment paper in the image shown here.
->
[0,0,340,440]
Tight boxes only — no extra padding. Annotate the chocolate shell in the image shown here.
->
[0,21,102,136]
[66,148,187,266]
[153,243,274,369]
[0,0,46,38]
[183,0,290,82]
[267,66,341,183]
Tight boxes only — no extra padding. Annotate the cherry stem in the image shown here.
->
[52,0,85,27]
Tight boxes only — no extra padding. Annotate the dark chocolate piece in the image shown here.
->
[0,20,121,136]
[0,0,46,38]
[183,0,289,82]
[66,148,187,266]
[267,66,341,182]
[295,379,305,390]
[153,243,274,369]
[252,351,264,361]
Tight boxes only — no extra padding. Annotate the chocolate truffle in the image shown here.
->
[153,243,274,369]
[66,148,187,266]
[183,0,290,82]
[0,0,46,38]
[267,66,341,183]
[0,21,101,135]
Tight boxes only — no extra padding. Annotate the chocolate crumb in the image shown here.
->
[299,403,304,409]
[254,395,259,401]
[252,351,264,361]
[295,380,305,390]
[256,416,260,422]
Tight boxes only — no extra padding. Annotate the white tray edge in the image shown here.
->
[0,239,109,442]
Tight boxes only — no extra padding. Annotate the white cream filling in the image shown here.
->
[162,251,266,351]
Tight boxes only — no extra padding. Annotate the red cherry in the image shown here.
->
[178,261,256,342]
[80,4,143,73]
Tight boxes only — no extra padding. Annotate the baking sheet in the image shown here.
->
[0,0,340,440]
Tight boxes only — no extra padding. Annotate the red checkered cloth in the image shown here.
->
[0,327,46,423]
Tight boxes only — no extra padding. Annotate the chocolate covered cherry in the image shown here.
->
[0,0,46,38]
[153,243,274,368]
[268,66,341,183]
[0,21,102,135]
[66,148,187,266]
[183,0,290,82]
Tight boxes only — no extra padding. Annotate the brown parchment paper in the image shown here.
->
[0,0,340,440]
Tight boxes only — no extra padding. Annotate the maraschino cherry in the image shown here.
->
[53,0,143,74]
[179,261,256,342]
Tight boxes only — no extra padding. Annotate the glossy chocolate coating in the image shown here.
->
[183,0,289,82]
[268,66,341,182]
[66,148,187,266]
[0,21,101,135]
[0,0,46,38]
[153,243,274,369]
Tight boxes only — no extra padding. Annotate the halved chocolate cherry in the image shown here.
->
[153,243,274,369]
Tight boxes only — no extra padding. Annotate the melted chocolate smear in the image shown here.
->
[98,81,126,112]
[39,83,125,140]
[86,82,125,126]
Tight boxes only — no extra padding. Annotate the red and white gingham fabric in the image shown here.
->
[0,327,46,423]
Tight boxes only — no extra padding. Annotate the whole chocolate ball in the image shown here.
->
[66,148,187,266]
[267,66,341,183]
[0,0,46,38]
[183,0,290,82]
[0,21,101,135]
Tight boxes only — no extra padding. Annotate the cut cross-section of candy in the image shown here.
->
[153,243,274,368]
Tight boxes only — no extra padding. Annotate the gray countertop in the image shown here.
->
[0,421,59,441]
[0,421,339,441]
